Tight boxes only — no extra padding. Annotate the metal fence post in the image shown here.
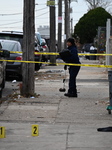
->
[106,19,111,66]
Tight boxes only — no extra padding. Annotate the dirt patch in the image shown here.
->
[35,71,66,80]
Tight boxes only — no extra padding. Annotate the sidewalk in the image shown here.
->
[0,61,112,150]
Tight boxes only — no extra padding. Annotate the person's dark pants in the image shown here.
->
[68,66,80,94]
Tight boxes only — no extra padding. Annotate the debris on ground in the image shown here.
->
[95,100,110,105]
[35,70,67,80]
[12,80,17,83]
[7,93,40,101]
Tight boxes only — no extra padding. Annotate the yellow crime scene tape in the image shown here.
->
[36,52,112,56]
[1,51,112,68]
[1,59,112,68]
[1,50,112,56]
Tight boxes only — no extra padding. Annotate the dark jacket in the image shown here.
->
[64,45,80,64]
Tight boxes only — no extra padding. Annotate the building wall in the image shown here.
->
[37,26,50,39]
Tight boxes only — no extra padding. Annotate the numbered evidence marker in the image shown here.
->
[32,125,39,137]
[0,127,5,138]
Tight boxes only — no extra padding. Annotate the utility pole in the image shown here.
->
[22,0,35,97]
[68,0,71,37]
[58,0,62,52]
[64,0,69,49]
[49,0,56,64]
[106,19,111,66]
[71,18,73,34]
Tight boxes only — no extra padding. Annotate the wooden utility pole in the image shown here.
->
[58,0,62,52]
[64,0,69,48]
[68,0,71,37]
[71,18,73,34]
[22,0,35,97]
[49,0,56,64]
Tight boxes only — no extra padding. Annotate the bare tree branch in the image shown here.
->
[84,0,112,10]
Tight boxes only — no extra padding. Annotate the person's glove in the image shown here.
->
[64,65,67,70]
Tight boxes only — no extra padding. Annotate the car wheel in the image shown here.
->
[35,64,41,71]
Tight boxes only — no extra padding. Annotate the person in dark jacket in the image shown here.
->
[64,38,81,97]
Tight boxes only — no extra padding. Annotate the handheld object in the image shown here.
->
[59,49,71,60]
[59,70,67,92]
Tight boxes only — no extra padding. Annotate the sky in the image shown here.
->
[0,0,88,36]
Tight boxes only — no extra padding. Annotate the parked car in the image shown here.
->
[82,43,92,60]
[35,32,42,46]
[0,39,41,79]
[41,38,49,61]
[35,32,49,61]
[34,41,42,70]
[0,31,42,71]
[0,44,10,97]
[0,40,22,78]
[82,43,97,60]
[41,38,49,52]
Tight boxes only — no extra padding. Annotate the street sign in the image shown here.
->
[47,1,55,6]
[58,16,62,23]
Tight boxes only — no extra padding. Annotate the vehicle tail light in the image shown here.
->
[16,56,22,60]
[35,50,40,56]
[42,45,47,48]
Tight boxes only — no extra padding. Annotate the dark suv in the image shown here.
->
[0,31,42,72]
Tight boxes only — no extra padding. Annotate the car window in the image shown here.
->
[35,33,42,45]
[42,39,46,44]
[0,34,23,47]
[1,42,20,51]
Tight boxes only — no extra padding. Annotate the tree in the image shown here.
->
[74,7,112,44]
[84,0,112,10]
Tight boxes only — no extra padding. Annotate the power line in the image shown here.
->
[0,13,22,16]
[72,11,87,13]
[0,21,22,26]
[0,26,22,29]
[0,11,49,26]
[0,7,48,16]
[35,11,49,18]
[35,7,48,12]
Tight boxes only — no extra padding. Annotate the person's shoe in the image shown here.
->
[64,93,77,98]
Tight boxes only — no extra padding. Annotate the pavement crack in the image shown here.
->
[0,103,9,115]
[54,98,62,123]
[65,124,70,150]
[0,97,11,115]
